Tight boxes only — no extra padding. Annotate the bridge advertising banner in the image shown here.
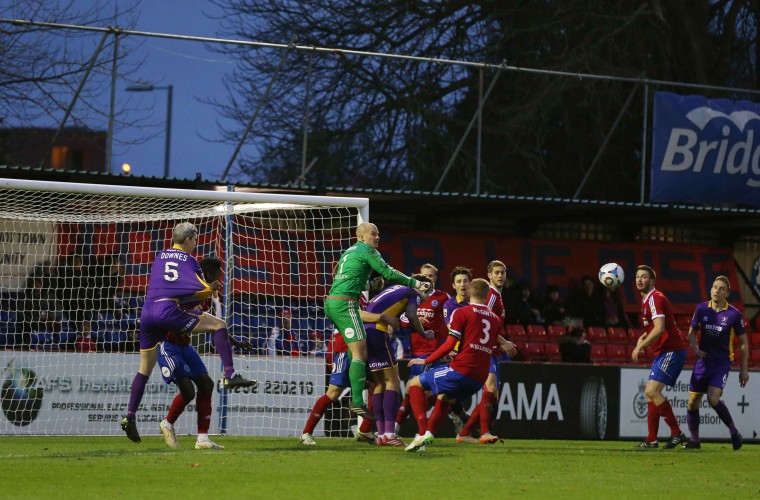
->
[651,91,760,205]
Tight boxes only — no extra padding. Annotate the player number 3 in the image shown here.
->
[480,318,490,344]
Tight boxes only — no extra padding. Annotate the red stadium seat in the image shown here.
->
[590,344,607,363]
[547,325,566,339]
[544,342,561,361]
[513,341,529,361]
[750,349,760,365]
[748,332,760,347]
[586,327,607,342]
[676,314,692,331]
[607,327,628,343]
[628,327,644,341]
[506,324,527,340]
[626,344,651,365]
[743,318,754,333]
[606,344,628,364]
[526,341,546,361]
[526,324,547,340]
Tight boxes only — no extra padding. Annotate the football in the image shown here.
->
[598,263,624,289]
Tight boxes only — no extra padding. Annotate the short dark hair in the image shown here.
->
[568,328,585,339]
[450,266,472,283]
[636,265,656,280]
[200,257,223,282]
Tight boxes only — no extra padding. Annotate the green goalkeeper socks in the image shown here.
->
[349,359,367,405]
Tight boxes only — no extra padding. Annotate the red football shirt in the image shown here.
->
[447,303,502,384]
[331,330,348,353]
[409,289,450,356]
[640,288,687,356]
[486,286,505,322]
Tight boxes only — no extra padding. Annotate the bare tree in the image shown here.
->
[0,0,145,166]
[210,0,760,199]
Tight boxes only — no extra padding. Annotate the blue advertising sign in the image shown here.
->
[651,91,760,205]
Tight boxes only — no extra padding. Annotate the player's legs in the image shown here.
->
[484,369,499,427]
[161,376,195,449]
[406,375,431,436]
[686,360,708,447]
[706,385,742,448]
[168,376,197,424]
[131,348,159,414]
[396,355,429,426]
[124,300,200,440]
[405,367,481,452]
[302,351,350,442]
[325,298,370,410]
[458,366,498,440]
[427,395,450,435]
[367,329,402,439]
[195,313,254,387]
[302,384,345,440]
[198,314,233,377]
[346,340,369,401]
[192,373,219,449]
[646,350,687,447]
[408,366,481,435]
[685,392,704,447]
[690,360,739,446]
[477,390,498,443]
[380,367,402,439]
[121,346,159,442]
[368,371,386,437]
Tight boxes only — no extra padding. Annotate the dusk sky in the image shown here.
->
[110,1,243,182]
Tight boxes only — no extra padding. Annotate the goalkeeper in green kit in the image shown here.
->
[324,222,431,420]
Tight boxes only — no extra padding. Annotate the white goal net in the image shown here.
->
[0,178,367,437]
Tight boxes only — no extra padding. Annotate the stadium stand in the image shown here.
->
[607,326,628,343]
[585,326,607,342]
[506,324,527,340]
[547,324,566,339]
[526,324,547,340]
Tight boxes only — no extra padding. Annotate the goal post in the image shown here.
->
[0,178,368,437]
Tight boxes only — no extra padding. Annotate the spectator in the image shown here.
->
[307,331,327,357]
[558,328,592,363]
[91,255,125,317]
[567,275,606,327]
[17,273,63,349]
[267,308,294,356]
[500,267,519,306]
[540,284,568,326]
[59,254,91,333]
[506,282,543,325]
[75,320,97,353]
[603,286,630,328]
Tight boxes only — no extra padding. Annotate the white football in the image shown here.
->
[599,263,625,289]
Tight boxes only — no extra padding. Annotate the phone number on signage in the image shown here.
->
[227,380,315,395]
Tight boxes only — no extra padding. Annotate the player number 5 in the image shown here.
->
[164,261,179,281]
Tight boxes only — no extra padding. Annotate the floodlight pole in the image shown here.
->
[125,83,173,178]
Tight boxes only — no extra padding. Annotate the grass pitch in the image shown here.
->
[2,436,757,499]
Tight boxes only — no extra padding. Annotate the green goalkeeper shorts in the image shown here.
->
[324,296,366,344]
